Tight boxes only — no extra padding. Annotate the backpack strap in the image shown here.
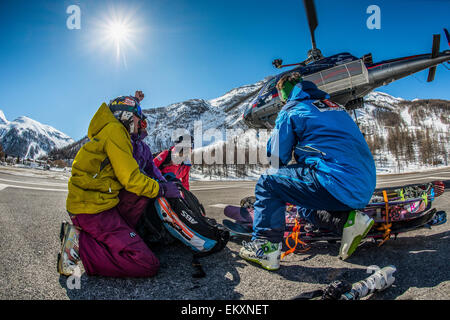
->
[155,176,231,278]
[191,227,230,278]
[191,255,207,278]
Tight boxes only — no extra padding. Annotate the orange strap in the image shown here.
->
[281,218,310,259]
[377,190,392,247]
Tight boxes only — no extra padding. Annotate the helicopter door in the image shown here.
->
[302,59,369,97]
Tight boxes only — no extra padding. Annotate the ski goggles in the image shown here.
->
[139,118,147,129]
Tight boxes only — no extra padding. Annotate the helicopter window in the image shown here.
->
[303,73,323,86]
[320,65,349,83]
[267,80,277,91]
[302,60,369,95]
[262,78,278,94]
[346,61,364,76]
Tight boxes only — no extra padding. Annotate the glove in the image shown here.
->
[158,182,181,198]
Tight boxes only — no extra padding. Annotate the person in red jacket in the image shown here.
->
[154,135,192,190]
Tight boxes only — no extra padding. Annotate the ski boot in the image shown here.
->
[57,221,81,276]
[339,210,374,260]
[239,239,282,271]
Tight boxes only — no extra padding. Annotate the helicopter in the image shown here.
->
[243,0,450,129]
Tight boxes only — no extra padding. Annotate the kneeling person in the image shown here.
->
[58,92,180,278]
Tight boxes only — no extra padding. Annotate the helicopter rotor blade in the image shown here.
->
[303,0,319,50]
[427,34,440,82]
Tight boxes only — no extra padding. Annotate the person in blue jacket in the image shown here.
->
[239,77,376,271]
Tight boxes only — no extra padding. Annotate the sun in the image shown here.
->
[109,23,129,42]
[108,22,130,43]
[105,20,132,59]
[90,7,143,67]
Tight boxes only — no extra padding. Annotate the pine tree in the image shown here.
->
[0,144,4,161]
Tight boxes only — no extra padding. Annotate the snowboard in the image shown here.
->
[225,198,432,225]
[223,180,447,242]
[223,208,446,241]
[226,181,445,224]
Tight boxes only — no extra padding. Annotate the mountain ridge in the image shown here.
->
[0,110,74,159]
[5,77,449,175]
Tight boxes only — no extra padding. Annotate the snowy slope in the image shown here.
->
[187,88,449,176]
[0,110,74,159]
[353,91,450,173]
[142,80,265,151]
[48,79,449,176]
[0,110,8,124]
[140,81,450,173]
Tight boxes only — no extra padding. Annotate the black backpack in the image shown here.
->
[136,176,230,277]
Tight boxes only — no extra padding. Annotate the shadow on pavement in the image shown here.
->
[59,243,243,300]
[355,230,450,300]
[59,230,449,300]
[276,230,450,300]
[277,242,365,287]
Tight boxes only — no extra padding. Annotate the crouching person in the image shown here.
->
[57,92,180,278]
[239,79,376,271]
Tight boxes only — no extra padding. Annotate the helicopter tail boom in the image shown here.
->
[368,51,450,87]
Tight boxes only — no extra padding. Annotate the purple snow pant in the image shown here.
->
[70,190,160,278]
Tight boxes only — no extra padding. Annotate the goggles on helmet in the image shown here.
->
[109,96,144,119]
[139,118,147,129]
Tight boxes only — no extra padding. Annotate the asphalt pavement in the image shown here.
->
[0,166,449,300]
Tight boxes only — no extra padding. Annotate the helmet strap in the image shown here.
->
[128,121,136,134]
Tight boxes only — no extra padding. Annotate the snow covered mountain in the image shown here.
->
[49,78,449,175]
[355,92,449,172]
[0,111,74,159]
[139,80,449,174]
[0,110,8,125]
[141,80,266,151]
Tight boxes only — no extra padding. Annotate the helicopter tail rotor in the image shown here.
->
[427,34,441,82]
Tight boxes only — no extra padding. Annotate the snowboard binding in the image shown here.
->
[223,181,448,255]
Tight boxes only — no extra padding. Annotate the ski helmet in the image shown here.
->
[109,96,144,133]
[276,72,303,103]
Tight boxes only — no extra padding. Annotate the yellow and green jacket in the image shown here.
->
[66,103,159,214]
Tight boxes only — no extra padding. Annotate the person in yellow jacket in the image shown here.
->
[57,91,181,277]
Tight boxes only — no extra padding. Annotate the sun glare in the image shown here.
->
[91,7,142,67]
[105,21,132,60]
[108,22,130,43]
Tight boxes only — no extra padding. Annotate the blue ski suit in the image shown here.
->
[252,81,376,243]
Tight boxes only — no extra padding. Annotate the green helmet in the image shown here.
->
[276,72,303,103]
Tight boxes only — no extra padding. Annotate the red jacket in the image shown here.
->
[154,147,191,190]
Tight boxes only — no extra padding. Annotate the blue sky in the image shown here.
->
[0,0,449,140]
